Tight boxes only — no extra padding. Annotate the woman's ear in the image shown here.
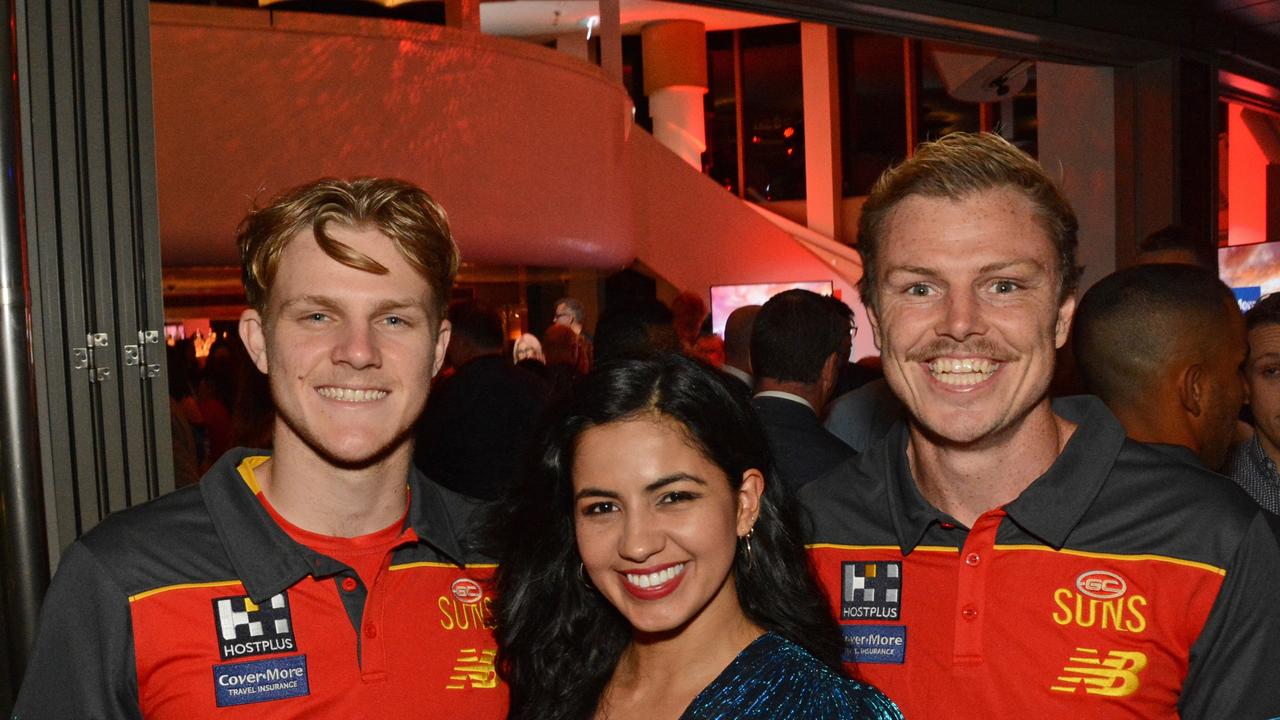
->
[736,469,764,536]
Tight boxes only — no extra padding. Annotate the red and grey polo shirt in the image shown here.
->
[802,396,1280,719]
[14,449,507,719]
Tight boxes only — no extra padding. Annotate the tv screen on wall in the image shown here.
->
[1220,241,1280,311]
[709,281,834,336]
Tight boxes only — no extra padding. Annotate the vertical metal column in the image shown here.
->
[2,0,173,700]
[903,38,918,158]
[15,0,172,563]
[0,0,50,699]
[733,30,746,199]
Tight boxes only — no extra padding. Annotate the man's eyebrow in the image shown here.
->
[276,295,427,314]
[885,260,1046,277]
[976,259,1046,275]
[279,295,339,312]
[373,298,429,315]
[885,266,941,278]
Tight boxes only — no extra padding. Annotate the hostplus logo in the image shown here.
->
[212,592,297,660]
[840,561,902,620]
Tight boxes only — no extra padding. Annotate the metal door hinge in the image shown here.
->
[71,332,111,382]
[123,329,162,379]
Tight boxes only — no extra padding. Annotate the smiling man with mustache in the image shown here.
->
[800,133,1280,719]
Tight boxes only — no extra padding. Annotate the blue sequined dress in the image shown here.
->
[679,633,903,720]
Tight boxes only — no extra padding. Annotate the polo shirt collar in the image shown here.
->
[1002,396,1124,547]
[202,448,467,603]
[879,395,1124,554]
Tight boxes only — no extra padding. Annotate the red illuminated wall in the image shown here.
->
[151,5,857,307]
[1227,102,1268,246]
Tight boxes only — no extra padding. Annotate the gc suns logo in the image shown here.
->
[451,578,483,604]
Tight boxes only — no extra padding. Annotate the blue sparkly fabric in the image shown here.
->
[680,633,903,720]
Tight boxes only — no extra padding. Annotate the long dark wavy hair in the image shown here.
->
[491,354,844,720]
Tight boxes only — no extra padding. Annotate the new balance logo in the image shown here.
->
[212,593,297,660]
[1050,648,1147,697]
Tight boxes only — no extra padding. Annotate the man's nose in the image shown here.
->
[332,322,381,369]
[936,288,987,341]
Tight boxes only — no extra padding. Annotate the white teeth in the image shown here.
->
[625,563,686,589]
[927,358,998,386]
[317,387,387,403]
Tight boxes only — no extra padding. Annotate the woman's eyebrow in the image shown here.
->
[574,473,707,501]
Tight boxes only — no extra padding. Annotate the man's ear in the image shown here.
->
[821,352,840,395]
[1055,294,1077,349]
[239,308,270,374]
[431,319,452,377]
[1179,364,1204,417]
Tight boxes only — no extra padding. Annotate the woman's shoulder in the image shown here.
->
[684,633,903,720]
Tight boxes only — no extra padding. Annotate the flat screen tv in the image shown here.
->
[709,281,834,336]
[1219,241,1280,311]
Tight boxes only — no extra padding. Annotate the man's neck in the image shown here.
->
[1110,400,1197,457]
[1257,429,1280,471]
[255,430,412,538]
[754,378,823,413]
[908,401,1075,528]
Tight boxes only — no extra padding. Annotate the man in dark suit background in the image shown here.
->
[721,304,760,390]
[750,289,856,492]
[415,300,550,501]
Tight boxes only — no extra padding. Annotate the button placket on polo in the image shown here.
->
[358,528,419,683]
[357,546,406,682]
[954,509,1004,665]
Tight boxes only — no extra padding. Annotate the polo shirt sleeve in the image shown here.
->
[1179,511,1280,719]
[12,541,142,720]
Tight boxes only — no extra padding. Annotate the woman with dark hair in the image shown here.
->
[493,354,901,720]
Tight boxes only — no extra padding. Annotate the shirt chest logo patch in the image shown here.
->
[1051,570,1148,635]
[1050,648,1147,697]
[212,592,297,660]
[214,655,310,707]
[841,625,906,664]
[840,560,901,620]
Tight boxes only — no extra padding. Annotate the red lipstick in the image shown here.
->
[618,562,686,601]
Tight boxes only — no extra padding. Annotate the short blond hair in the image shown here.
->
[237,177,458,322]
[857,132,1081,314]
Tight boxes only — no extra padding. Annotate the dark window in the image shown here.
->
[740,24,805,202]
[622,35,651,133]
[705,30,738,193]
[837,30,907,197]
[1008,67,1038,156]
[917,46,981,143]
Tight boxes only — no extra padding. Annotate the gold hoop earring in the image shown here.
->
[739,529,755,572]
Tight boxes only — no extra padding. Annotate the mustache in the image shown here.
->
[904,338,1014,363]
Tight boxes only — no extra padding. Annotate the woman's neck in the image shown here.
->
[599,578,764,719]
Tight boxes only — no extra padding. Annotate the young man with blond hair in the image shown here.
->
[801,133,1280,718]
[16,178,507,717]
